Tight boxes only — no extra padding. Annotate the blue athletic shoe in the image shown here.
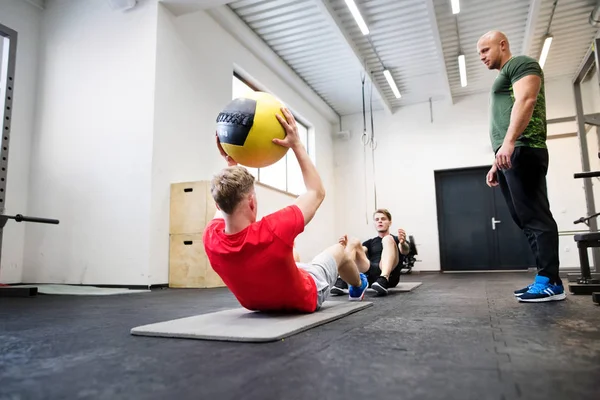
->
[518,275,566,303]
[348,273,368,301]
[514,283,533,297]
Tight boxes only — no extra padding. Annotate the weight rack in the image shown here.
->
[571,36,600,304]
[0,23,60,298]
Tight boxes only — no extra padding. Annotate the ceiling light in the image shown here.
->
[539,35,553,68]
[383,69,401,98]
[458,54,467,87]
[344,0,369,35]
[451,0,460,14]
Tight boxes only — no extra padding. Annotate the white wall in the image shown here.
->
[335,76,590,271]
[23,0,158,285]
[149,5,336,283]
[0,0,42,283]
[582,66,600,117]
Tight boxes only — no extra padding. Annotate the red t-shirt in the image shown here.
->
[203,205,317,313]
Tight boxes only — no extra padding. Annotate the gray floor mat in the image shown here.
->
[130,300,373,342]
[17,284,150,295]
[333,281,423,294]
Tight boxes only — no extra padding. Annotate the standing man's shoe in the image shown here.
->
[518,275,566,302]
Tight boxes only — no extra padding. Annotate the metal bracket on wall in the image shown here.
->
[547,113,600,125]
[585,114,600,126]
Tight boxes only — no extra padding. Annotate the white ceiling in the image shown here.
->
[530,0,599,79]
[22,0,600,116]
[22,0,45,9]
[225,0,600,116]
[437,0,531,98]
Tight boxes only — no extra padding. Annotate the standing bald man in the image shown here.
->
[477,31,565,303]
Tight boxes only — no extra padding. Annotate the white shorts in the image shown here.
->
[297,250,338,310]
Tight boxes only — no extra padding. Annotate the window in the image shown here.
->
[231,73,311,195]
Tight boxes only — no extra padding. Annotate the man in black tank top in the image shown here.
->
[331,209,410,296]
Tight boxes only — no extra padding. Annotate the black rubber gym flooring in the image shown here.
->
[1,272,599,400]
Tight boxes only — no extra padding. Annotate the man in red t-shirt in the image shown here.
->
[203,107,368,313]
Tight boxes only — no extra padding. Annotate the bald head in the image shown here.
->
[477,31,512,71]
[478,31,510,48]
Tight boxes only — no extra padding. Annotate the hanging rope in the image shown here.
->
[361,73,369,224]
[369,79,377,210]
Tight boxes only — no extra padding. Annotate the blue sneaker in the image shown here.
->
[518,275,566,303]
[348,273,368,301]
[514,283,533,297]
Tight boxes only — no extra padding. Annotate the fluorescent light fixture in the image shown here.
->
[345,0,369,35]
[383,69,401,98]
[539,35,553,68]
[451,0,460,14]
[458,54,467,87]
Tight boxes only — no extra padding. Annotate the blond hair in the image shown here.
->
[210,166,255,214]
[373,208,392,221]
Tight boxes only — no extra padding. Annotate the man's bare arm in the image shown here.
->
[503,75,541,145]
[396,229,410,255]
[292,142,325,226]
[211,133,237,221]
[273,109,325,226]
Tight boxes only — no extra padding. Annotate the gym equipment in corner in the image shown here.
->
[0,213,60,298]
[0,26,59,297]
[569,170,600,302]
[401,235,419,274]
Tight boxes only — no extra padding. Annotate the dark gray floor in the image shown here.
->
[1,272,599,400]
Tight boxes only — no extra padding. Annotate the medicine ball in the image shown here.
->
[216,91,288,168]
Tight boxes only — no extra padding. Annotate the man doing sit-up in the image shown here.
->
[203,107,369,313]
[331,209,410,296]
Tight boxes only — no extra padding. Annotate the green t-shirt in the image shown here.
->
[489,55,547,152]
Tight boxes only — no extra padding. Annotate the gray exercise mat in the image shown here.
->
[16,284,150,296]
[332,281,423,294]
[130,301,373,343]
[372,281,422,292]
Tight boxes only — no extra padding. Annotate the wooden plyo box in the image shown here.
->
[168,181,225,289]
[170,181,216,235]
[168,234,225,288]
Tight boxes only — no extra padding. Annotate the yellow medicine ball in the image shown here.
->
[216,91,288,168]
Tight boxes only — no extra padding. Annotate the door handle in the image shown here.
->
[492,217,501,230]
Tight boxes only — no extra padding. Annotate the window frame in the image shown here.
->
[232,72,312,196]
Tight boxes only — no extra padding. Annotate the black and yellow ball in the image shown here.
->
[216,91,288,168]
